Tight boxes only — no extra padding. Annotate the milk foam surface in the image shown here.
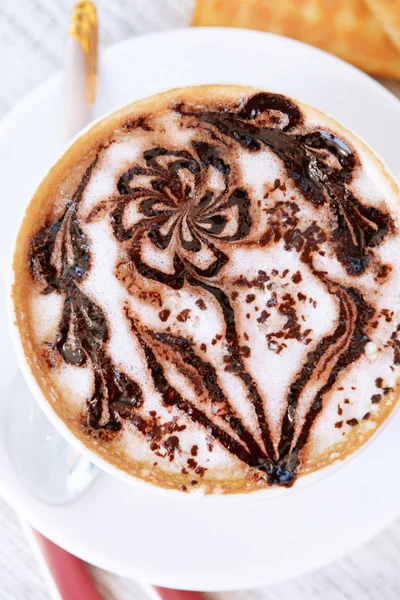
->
[21,90,400,492]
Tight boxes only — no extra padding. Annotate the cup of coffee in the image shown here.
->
[9,85,400,495]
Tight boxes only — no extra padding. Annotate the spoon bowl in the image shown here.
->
[6,373,98,504]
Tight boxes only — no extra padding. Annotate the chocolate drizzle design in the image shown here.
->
[30,160,144,432]
[29,92,394,487]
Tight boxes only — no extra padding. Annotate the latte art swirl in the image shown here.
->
[13,86,400,494]
[111,143,252,283]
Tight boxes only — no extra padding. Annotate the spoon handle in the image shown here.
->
[64,0,98,142]
[25,526,104,600]
[154,587,206,600]
[28,525,206,600]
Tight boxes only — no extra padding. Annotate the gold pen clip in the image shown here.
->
[69,1,98,105]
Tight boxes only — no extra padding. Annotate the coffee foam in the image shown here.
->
[14,87,400,493]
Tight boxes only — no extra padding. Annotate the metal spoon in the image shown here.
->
[6,374,98,504]
[6,1,99,504]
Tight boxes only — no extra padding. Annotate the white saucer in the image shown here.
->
[1,28,400,591]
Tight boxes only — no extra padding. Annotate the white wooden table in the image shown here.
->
[1,1,400,598]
